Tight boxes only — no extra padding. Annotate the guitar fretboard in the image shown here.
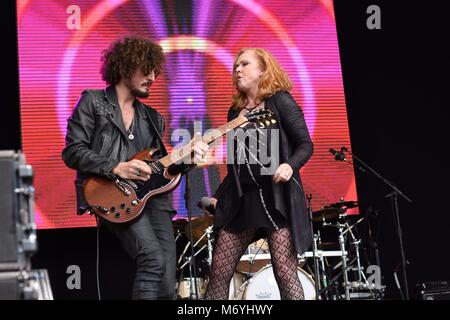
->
[158,115,247,168]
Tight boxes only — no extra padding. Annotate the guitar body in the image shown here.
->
[83,148,181,223]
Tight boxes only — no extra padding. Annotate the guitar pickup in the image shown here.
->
[86,206,109,215]
[115,179,132,196]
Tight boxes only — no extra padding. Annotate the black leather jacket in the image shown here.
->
[62,85,180,214]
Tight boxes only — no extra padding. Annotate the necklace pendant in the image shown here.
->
[128,133,134,140]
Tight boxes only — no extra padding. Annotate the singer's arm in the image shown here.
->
[276,91,314,171]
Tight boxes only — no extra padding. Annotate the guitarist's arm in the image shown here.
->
[62,90,119,179]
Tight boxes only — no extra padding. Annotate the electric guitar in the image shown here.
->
[83,109,275,223]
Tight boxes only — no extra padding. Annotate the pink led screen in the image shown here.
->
[17,0,357,228]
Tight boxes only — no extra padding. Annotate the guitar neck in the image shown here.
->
[158,115,247,168]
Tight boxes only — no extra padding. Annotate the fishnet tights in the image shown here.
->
[204,227,304,300]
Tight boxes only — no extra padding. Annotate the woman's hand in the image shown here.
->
[273,163,293,183]
[210,197,218,209]
[112,159,152,181]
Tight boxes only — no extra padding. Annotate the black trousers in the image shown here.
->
[105,207,176,299]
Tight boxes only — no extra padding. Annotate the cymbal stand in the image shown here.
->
[322,219,350,300]
[307,194,320,300]
[184,173,199,299]
[179,231,208,300]
[180,231,208,270]
[343,221,367,286]
[338,222,350,300]
[316,230,329,298]
[180,242,208,299]
[174,229,182,242]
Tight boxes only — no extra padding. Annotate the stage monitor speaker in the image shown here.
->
[0,269,53,300]
[0,150,36,271]
[0,151,18,264]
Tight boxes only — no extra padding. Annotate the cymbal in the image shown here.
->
[324,200,358,209]
[185,215,214,245]
[312,207,345,222]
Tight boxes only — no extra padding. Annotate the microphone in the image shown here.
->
[197,196,215,214]
[329,148,348,162]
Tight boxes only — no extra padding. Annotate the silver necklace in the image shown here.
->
[128,118,135,140]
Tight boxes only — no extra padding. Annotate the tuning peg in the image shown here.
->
[265,120,271,126]
[258,121,265,128]
[271,119,277,124]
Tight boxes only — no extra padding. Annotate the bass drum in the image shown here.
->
[241,265,316,300]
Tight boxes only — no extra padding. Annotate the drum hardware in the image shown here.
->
[185,215,214,246]
[174,228,183,242]
[178,247,209,300]
[343,219,367,285]
[314,230,329,296]
[319,218,350,299]
[236,239,270,275]
[313,198,368,300]
[306,193,320,300]
[177,221,215,299]
[174,193,382,300]
[183,172,200,300]
[331,146,411,299]
[320,255,360,298]
[179,231,208,270]
[316,207,379,300]
[177,276,207,300]
[229,272,249,300]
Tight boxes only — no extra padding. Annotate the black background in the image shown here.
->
[1,0,449,300]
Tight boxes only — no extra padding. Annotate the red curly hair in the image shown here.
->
[232,48,292,109]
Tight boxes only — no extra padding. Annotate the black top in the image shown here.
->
[126,110,170,211]
[224,115,287,234]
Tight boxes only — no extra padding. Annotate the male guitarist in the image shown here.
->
[62,36,208,300]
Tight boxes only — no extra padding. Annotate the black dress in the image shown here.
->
[224,112,287,237]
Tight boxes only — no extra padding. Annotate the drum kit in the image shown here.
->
[173,199,385,300]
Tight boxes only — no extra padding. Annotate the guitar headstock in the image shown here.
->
[244,109,277,128]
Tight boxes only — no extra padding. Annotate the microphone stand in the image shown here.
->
[341,147,412,300]
[307,194,320,300]
[184,171,199,300]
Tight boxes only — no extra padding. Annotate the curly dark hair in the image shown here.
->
[100,36,165,85]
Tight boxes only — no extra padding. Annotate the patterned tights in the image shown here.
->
[204,227,304,300]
